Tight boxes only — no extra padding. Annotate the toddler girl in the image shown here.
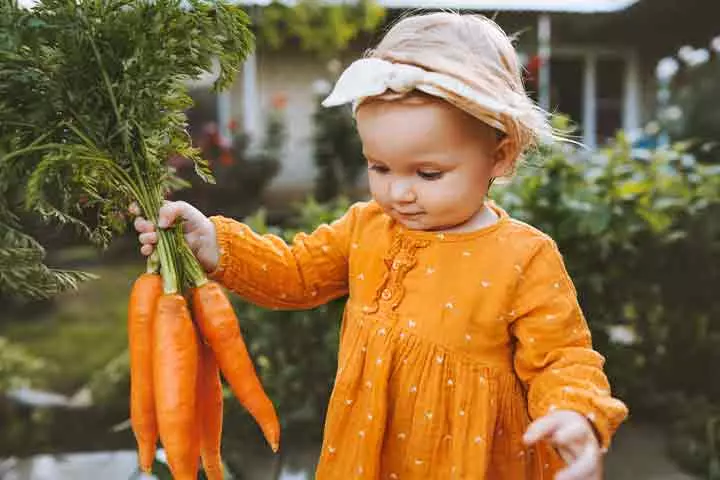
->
[133,12,627,479]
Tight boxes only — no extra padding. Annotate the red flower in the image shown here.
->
[219,148,234,166]
[526,55,541,85]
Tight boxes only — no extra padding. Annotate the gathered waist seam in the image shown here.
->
[345,301,516,377]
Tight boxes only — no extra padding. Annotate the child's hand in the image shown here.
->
[523,410,602,480]
[130,201,220,273]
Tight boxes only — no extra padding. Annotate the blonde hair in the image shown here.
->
[365,12,551,172]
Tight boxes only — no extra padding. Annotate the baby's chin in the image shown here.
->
[397,218,427,230]
[392,211,486,233]
[391,212,444,231]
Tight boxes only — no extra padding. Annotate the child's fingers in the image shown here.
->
[157,202,176,229]
[552,421,590,450]
[555,444,600,480]
[133,216,155,233]
[158,200,196,229]
[138,232,158,245]
[523,415,561,445]
[140,244,154,257]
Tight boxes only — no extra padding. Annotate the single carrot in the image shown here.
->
[128,272,163,473]
[196,339,225,480]
[153,293,200,480]
[192,281,280,452]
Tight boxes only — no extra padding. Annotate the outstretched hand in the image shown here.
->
[524,410,603,480]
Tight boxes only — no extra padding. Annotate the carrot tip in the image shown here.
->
[271,442,280,453]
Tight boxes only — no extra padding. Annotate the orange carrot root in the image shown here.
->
[197,339,225,480]
[128,273,163,472]
[192,281,280,452]
[153,294,200,479]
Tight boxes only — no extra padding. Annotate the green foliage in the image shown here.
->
[0,218,97,301]
[0,103,96,301]
[0,337,45,392]
[663,51,720,162]
[256,0,385,58]
[1,0,254,294]
[0,262,139,395]
[0,262,148,455]
[665,395,720,479]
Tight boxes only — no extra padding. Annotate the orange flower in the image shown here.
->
[219,149,234,166]
[271,93,288,110]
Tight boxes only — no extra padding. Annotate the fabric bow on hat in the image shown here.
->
[321,57,516,133]
[322,58,424,104]
[321,57,555,146]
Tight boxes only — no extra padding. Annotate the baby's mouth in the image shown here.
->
[394,209,424,217]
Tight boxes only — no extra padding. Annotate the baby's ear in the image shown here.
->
[490,137,518,178]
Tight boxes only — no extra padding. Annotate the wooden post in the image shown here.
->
[583,52,598,149]
[242,49,260,141]
[217,89,232,146]
[538,14,552,111]
[622,50,642,137]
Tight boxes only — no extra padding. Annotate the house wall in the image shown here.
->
[230,48,361,205]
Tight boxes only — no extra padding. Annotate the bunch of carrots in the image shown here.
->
[1,1,270,477]
[128,248,280,479]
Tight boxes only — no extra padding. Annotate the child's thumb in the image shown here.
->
[523,414,561,445]
[157,201,188,228]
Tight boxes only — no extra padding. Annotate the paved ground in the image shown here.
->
[0,422,698,479]
[605,422,697,480]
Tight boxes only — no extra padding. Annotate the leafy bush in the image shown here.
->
[656,44,720,163]
[0,337,45,393]
[256,0,385,59]
[670,59,720,162]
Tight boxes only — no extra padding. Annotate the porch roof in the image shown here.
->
[241,0,640,12]
[15,0,642,14]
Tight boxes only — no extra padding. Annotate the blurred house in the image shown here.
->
[190,0,718,202]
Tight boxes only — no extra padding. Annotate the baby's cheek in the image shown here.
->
[368,182,389,207]
[426,186,462,215]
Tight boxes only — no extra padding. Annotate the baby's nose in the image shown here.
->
[390,179,416,203]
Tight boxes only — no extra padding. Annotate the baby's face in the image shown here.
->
[357,97,505,232]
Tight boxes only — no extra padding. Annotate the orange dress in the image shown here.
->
[209,201,628,479]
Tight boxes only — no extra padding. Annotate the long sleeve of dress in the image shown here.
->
[509,237,628,449]
[207,203,363,310]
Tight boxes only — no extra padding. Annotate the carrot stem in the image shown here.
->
[179,240,207,288]
[146,250,160,275]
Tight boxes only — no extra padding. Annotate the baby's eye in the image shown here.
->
[418,170,444,181]
[369,164,390,174]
